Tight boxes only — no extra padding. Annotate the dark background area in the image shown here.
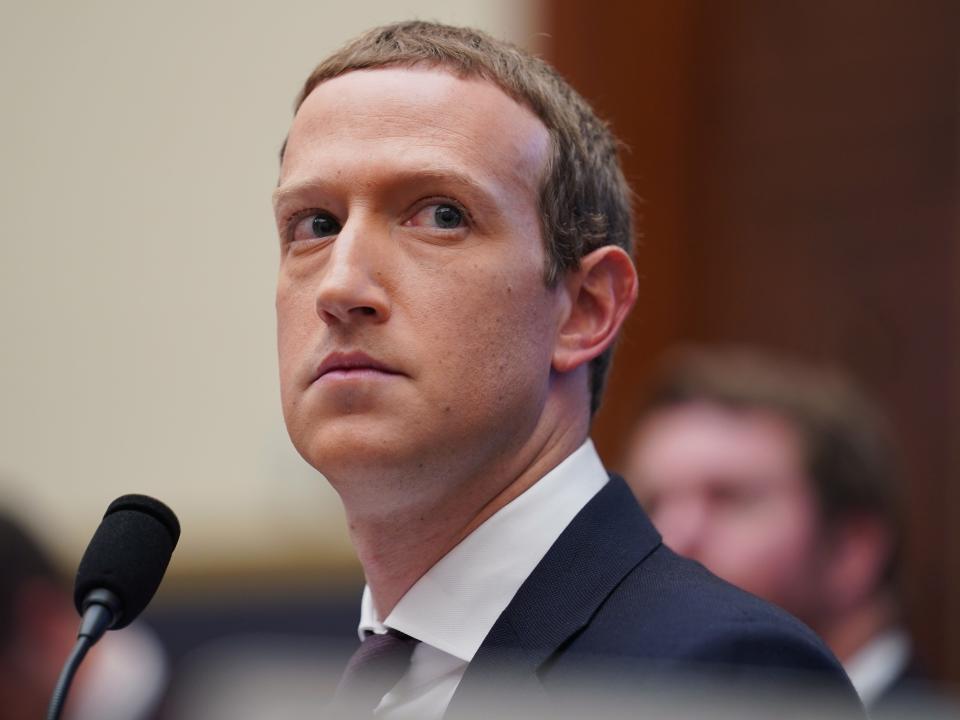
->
[548,0,959,686]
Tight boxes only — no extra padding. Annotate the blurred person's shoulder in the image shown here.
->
[870,656,960,720]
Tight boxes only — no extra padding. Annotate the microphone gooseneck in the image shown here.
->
[47,494,180,720]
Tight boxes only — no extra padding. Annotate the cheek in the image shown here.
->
[419,255,553,340]
[708,507,820,600]
[275,285,316,393]
[411,266,557,402]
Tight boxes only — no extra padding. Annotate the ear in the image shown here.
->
[553,245,638,373]
[822,516,892,611]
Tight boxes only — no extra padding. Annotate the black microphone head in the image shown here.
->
[74,494,180,629]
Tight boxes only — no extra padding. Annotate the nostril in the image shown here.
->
[358,306,376,316]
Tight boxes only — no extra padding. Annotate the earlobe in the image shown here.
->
[552,246,638,373]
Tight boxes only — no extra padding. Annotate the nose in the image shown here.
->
[314,219,391,326]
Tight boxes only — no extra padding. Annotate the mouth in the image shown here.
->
[312,351,404,384]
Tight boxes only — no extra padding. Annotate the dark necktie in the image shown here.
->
[333,629,419,714]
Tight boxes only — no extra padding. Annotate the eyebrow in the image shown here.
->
[272,167,503,218]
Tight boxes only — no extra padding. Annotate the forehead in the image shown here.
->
[280,66,550,197]
[631,403,808,491]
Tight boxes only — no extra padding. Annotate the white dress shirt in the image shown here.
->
[356,439,609,719]
[843,628,911,708]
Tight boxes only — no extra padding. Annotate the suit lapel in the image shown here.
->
[448,475,661,714]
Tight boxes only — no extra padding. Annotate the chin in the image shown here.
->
[293,422,420,480]
[305,438,451,517]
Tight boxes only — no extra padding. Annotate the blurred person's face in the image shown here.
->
[625,403,829,620]
[274,67,564,507]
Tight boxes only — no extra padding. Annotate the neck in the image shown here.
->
[347,414,589,619]
[819,590,898,662]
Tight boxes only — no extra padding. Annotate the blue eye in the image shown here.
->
[433,204,463,229]
[406,202,468,231]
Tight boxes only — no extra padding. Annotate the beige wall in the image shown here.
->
[0,1,539,584]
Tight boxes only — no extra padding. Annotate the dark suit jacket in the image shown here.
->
[871,653,960,719]
[448,476,865,719]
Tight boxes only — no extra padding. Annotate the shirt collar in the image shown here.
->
[843,627,911,707]
[358,439,608,662]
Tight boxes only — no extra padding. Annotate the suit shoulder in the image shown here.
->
[541,546,864,716]
[571,544,843,674]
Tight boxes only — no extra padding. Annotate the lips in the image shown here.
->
[312,351,403,383]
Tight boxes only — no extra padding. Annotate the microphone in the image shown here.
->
[47,494,180,720]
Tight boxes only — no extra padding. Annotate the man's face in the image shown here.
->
[625,403,828,619]
[274,67,560,504]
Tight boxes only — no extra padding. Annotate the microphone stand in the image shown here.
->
[46,589,120,720]
[47,635,93,720]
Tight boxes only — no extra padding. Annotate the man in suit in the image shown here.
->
[273,21,862,718]
[624,348,953,717]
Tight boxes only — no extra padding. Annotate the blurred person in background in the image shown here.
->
[0,509,168,720]
[624,347,952,716]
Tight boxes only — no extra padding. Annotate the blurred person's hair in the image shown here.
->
[638,347,903,590]
[288,20,634,415]
[0,511,64,649]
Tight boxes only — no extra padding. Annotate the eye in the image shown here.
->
[433,205,463,229]
[406,202,468,230]
[289,211,341,243]
[708,483,762,512]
